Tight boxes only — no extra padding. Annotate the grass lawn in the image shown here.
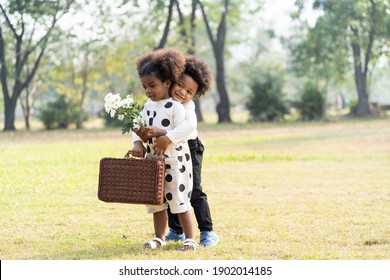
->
[0,118,389,260]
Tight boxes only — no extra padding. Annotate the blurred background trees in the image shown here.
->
[1,0,390,131]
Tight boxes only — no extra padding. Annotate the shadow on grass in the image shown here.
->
[29,241,184,260]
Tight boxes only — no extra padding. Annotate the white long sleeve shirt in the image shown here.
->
[132,99,197,144]
[166,100,197,144]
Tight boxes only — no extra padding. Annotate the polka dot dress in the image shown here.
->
[142,98,193,214]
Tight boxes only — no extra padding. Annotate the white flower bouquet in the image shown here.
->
[104,92,146,134]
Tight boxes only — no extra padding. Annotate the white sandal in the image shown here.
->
[180,238,198,251]
[143,237,166,249]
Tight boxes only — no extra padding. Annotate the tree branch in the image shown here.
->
[0,4,19,38]
[0,26,9,100]
[197,0,216,50]
[155,0,175,50]
[364,0,376,75]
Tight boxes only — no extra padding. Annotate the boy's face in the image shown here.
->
[171,74,198,104]
[140,74,170,102]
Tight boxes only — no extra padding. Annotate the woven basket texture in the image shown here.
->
[98,157,165,205]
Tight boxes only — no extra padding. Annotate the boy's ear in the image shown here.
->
[165,80,171,88]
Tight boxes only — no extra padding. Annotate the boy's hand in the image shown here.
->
[130,141,146,157]
[133,126,149,142]
[153,136,171,156]
[145,126,167,138]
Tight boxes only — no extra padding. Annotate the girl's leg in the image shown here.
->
[178,210,198,250]
[153,210,168,240]
[178,211,194,240]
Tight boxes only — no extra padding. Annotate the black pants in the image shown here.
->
[167,137,213,234]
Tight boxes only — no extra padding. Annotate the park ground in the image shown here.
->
[0,116,389,259]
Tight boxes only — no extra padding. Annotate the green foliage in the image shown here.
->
[38,94,81,129]
[295,82,324,120]
[246,72,287,122]
[99,109,122,128]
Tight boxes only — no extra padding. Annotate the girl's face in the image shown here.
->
[170,74,199,104]
[140,74,171,101]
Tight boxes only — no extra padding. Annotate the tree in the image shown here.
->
[198,0,231,123]
[293,0,390,116]
[0,0,74,131]
[287,15,349,119]
[246,71,287,122]
[154,0,206,122]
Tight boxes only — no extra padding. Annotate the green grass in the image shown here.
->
[0,118,389,259]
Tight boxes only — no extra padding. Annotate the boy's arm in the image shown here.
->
[153,101,194,156]
[165,101,197,145]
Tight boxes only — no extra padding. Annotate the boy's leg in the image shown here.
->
[189,138,213,232]
[166,206,185,241]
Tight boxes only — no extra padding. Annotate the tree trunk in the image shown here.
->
[77,51,90,129]
[215,51,231,123]
[4,96,17,131]
[194,99,203,122]
[198,0,231,123]
[188,0,204,122]
[20,94,31,130]
[354,69,370,116]
[350,37,370,116]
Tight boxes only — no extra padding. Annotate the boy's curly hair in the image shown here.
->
[136,48,186,85]
[183,54,212,98]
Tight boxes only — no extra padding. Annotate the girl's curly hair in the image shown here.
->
[183,54,212,98]
[136,48,186,85]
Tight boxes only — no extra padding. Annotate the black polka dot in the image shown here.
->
[185,153,190,161]
[164,102,173,108]
[161,119,170,127]
[179,165,186,173]
[165,164,171,169]
[175,146,183,151]
[178,156,183,162]
[166,193,173,201]
[165,174,173,182]
[179,184,185,192]
[188,191,192,199]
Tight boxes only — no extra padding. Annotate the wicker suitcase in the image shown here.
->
[98,151,165,205]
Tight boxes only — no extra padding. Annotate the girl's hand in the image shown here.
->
[145,126,167,138]
[130,141,146,157]
[153,136,171,156]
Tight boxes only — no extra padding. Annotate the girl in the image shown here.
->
[145,54,219,247]
[131,49,197,251]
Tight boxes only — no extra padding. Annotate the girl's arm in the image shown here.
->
[130,140,146,157]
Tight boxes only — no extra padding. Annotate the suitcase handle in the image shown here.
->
[124,150,136,158]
